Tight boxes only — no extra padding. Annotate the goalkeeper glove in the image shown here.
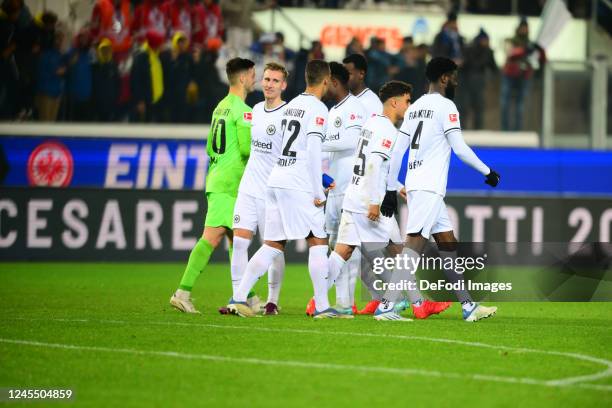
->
[380,190,397,217]
[485,170,500,187]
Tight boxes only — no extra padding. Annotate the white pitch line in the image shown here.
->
[3,317,612,391]
[0,337,590,391]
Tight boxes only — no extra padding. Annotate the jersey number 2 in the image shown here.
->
[280,119,300,157]
[211,118,226,154]
[411,121,423,149]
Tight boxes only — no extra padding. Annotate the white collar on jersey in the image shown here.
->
[355,88,371,98]
[333,93,351,108]
[264,101,287,113]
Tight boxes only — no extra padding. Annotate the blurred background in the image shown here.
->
[0,0,610,140]
[0,0,610,261]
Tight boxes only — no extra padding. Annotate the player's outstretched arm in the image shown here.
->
[386,131,410,191]
[322,126,362,152]
[307,135,326,204]
[447,130,500,186]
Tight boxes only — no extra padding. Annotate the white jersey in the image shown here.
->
[238,101,287,199]
[267,93,328,193]
[343,114,398,214]
[323,94,366,196]
[399,93,461,197]
[355,88,383,119]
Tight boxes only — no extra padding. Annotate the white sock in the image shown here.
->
[234,244,282,302]
[439,250,473,304]
[378,247,421,311]
[347,249,360,306]
[309,245,330,312]
[266,252,285,305]
[230,236,251,297]
[328,251,348,307]
[327,251,346,289]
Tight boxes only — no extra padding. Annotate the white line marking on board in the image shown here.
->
[3,317,612,391]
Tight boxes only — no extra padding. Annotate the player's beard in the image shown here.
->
[446,83,456,101]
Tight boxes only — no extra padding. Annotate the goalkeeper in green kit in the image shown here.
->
[170,58,256,313]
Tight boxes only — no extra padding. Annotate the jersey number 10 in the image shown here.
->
[211,118,226,154]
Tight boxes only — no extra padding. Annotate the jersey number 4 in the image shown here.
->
[280,119,300,157]
[411,121,424,149]
[211,118,226,154]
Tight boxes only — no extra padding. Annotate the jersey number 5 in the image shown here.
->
[411,121,424,149]
[280,119,300,157]
[211,118,226,154]
[353,138,369,176]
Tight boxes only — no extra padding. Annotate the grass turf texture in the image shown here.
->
[0,262,611,408]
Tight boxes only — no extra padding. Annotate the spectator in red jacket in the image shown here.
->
[162,0,192,40]
[131,0,168,44]
[192,0,223,50]
[90,0,132,55]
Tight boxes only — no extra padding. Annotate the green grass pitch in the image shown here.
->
[1,262,611,407]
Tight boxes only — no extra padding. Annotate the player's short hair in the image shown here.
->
[425,57,457,82]
[305,59,330,86]
[378,80,412,103]
[329,61,349,86]
[342,53,368,75]
[226,57,255,84]
[263,62,288,80]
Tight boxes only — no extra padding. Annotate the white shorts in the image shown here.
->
[405,190,453,238]
[263,187,327,241]
[324,193,344,235]
[233,192,266,233]
[337,210,402,247]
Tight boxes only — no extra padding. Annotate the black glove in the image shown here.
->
[380,190,397,217]
[485,170,500,187]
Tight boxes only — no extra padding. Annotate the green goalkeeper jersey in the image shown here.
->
[206,93,252,195]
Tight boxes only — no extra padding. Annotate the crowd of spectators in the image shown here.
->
[1,0,545,130]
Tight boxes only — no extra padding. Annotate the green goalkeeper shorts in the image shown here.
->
[204,192,237,229]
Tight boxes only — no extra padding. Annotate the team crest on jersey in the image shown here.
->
[316,117,325,126]
[243,112,252,122]
[449,113,458,123]
[266,124,276,135]
[334,117,342,128]
[382,139,392,148]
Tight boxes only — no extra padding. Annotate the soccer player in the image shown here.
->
[170,57,255,313]
[343,53,386,314]
[343,53,383,120]
[379,57,500,322]
[228,60,338,319]
[305,62,366,317]
[325,80,445,321]
[230,62,289,316]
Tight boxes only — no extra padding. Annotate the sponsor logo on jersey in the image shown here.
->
[243,112,252,122]
[266,124,276,135]
[326,133,340,141]
[27,141,74,187]
[449,113,458,123]
[382,139,393,148]
[316,117,325,126]
[234,214,240,223]
[252,139,273,150]
[334,117,342,128]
